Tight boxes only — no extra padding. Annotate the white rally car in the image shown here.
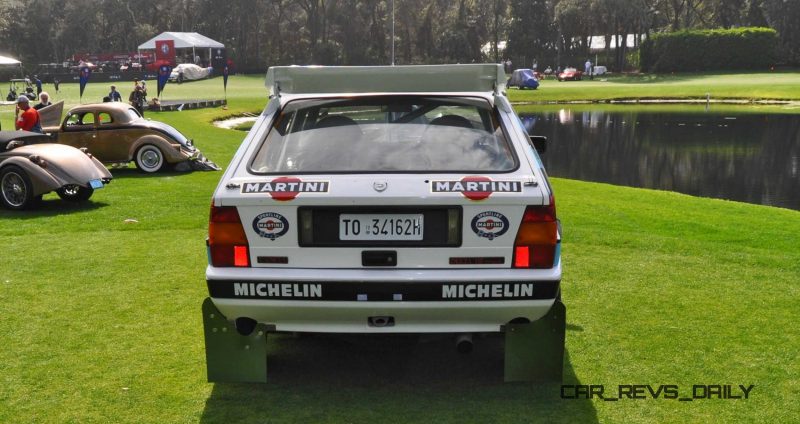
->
[203,64,564,383]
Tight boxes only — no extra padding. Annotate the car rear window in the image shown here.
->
[249,96,517,173]
[127,108,142,120]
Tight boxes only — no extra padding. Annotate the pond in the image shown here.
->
[214,106,800,211]
[523,106,800,211]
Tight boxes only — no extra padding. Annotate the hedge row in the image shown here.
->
[640,27,778,72]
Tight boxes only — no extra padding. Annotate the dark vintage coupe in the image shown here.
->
[0,131,112,210]
[43,102,218,173]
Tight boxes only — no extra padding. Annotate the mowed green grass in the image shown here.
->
[511,71,800,103]
[3,69,799,127]
[1,75,799,423]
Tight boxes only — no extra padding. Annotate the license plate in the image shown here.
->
[89,179,104,189]
[340,214,424,241]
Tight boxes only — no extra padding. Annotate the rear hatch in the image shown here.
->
[222,172,545,269]
[213,93,551,269]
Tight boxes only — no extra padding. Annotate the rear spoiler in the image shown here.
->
[265,64,507,98]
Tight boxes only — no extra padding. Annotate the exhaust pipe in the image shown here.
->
[368,316,395,327]
[234,317,258,336]
[456,333,473,354]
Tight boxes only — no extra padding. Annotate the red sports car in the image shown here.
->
[557,67,583,81]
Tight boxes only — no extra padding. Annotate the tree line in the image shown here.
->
[0,0,798,74]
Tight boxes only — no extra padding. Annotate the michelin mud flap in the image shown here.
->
[202,298,268,383]
[503,300,566,382]
[202,298,565,383]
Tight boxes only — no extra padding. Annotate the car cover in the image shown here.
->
[173,152,221,172]
[170,64,211,81]
[508,69,539,89]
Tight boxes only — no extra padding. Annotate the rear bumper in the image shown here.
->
[206,266,561,333]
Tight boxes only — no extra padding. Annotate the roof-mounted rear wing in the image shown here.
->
[265,64,507,98]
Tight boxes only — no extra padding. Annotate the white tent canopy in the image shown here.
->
[0,55,22,66]
[137,32,224,50]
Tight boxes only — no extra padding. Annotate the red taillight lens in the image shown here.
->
[513,195,558,269]
[209,204,250,267]
[514,246,530,268]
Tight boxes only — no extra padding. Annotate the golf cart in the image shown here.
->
[6,79,36,102]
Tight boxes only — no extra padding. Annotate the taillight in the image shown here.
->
[209,203,250,267]
[513,195,558,269]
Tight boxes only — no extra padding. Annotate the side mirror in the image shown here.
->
[529,135,547,154]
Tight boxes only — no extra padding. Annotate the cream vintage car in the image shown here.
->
[0,130,112,210]
[43,102,217,173]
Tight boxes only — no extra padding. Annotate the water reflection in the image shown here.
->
[524,108,800,210]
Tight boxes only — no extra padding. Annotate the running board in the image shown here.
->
[202,297,268,383]
[503,300,566,382]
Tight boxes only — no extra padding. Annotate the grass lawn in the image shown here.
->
[510,71,800,103]
[1,74,799,423]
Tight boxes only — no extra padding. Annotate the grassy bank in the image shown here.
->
[508,71,800,103]
[3,70,800,130]
[1,73,799,422]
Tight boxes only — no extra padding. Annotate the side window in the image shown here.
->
[65,113,82,126]
[98,112,113,125]
[82,113,96,125]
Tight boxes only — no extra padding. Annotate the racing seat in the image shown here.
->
[428,114,473,129]
[423,115,507,169]
[314,115,362,132]
[307,115,364,170]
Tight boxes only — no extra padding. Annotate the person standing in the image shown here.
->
[34,76,43,95]
[15,96,42,133]
[584,59,592,80]
[108,85,122,102]
[129,85,145,117]
[34,92,52,110]
[53,77,60,93]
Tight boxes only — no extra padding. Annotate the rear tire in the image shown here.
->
[135,144,164,173]
[56,184,94,202]
[0,165,35,210]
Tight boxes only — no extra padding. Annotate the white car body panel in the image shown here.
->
[207,65,560,334]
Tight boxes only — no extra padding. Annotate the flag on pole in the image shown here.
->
[157,64,172,98]
[223,65,229,98]
[79,66,91,100]
[155,40,176,66]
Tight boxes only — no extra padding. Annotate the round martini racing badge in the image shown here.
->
[252,212,289,240]
[471,211,509,240]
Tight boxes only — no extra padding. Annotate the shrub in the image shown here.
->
[640,27,778,72]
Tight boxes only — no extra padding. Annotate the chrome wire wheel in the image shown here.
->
[61,184,80,197]
[0,166,34,210]
[56,184,93,202]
